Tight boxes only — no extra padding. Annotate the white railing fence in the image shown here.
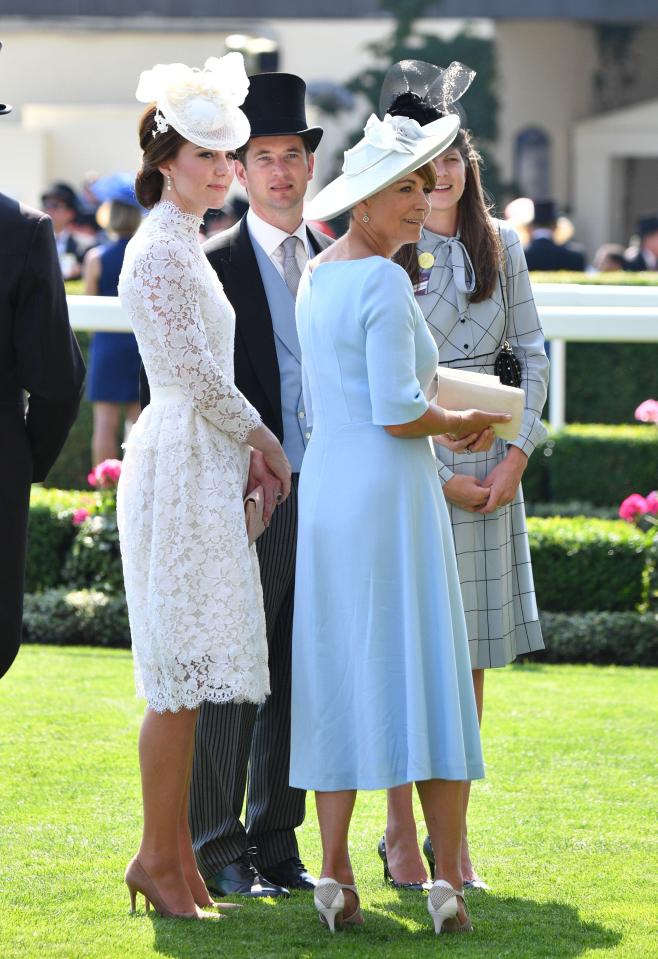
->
[67,284,658,431]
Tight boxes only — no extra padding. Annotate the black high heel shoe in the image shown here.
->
[422,835,436,880]
[422,836,490,890]
[377,836,426,892]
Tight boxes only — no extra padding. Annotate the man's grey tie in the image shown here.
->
[281,235,303,297]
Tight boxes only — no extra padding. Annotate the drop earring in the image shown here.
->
[166,175,173,192]
[362,213,370,223]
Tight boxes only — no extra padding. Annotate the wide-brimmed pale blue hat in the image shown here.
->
[305,112,459,222]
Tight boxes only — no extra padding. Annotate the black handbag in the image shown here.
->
[494,270,522,388]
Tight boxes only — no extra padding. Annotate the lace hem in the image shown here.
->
[137,684,269,714]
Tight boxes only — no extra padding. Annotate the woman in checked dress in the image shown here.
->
[116,56,290,920]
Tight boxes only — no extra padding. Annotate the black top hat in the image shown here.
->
[241,73,323,152]
[532,199,559,226]
[0,42,13,116]
[637,214,658,238]
[41,182,81,214]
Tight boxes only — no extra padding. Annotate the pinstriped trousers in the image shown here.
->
[189,475,306,877]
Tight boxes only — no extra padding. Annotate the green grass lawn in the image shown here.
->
[0,647,656,959]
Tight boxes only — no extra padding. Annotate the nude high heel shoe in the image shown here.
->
[314,877,363,932]
[427,879,473,934]
[125,858,220,920]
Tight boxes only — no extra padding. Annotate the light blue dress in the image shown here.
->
[290,257,484,791]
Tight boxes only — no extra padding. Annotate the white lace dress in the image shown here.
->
[116,199,269,713]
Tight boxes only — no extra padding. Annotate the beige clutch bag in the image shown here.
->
[244,486,266,546]
[433,366,525,441]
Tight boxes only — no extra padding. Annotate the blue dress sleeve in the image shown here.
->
[362,261,430,426]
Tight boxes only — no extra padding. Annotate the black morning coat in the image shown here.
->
[523,236,586,272]
[0,193,85,678]
[140,214,333,437]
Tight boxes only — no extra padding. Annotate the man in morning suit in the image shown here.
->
[0,41,86,679]
[524,199,586,272]
[189,73,332,898]
[625,215,658,272]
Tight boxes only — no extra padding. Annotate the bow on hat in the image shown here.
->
[344,113,432,176]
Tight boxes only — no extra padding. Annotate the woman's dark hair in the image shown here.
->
[389,98,503,302]
[134,106,187,209]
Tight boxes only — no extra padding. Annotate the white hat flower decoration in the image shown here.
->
[136,51,251,151]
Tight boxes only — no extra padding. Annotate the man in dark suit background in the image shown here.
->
[188,73,332,898]
[0,42,86,679]
[524,199,586,272]
[39,181,88,280]
[625,214,658,272]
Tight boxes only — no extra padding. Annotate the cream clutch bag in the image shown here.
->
[429,367,525,441]
[244,486,266,546]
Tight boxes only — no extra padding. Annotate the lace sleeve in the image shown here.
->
[133,235,261,441]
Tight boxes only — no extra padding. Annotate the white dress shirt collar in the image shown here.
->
[246,208,310,258]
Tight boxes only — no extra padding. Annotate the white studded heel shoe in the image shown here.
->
[427,879,473,934]
[314,877,363,932]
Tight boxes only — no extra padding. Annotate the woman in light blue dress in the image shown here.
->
[290,112,510,936]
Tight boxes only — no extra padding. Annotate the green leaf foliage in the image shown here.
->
[26,488,97,593]
[62,513,124,593]
[564,345,658,424]
[524,424,658,506]
[537,610,658,665]
[528,516,649,612]
[22,588,130,647]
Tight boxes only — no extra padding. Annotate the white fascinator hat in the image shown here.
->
[305,112,459,222]
[136,51,251,151]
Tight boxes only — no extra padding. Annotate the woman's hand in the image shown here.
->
[435,427,496,454]
[247,450,285,524]
[443,474,490,511]
[478,446,528,513]
[449,409,511,440]
[247,425,292,503]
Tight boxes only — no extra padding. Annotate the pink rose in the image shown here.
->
[618,493,649,523]
[72,507,90,526]
[634,399,658,424]
[646,491,658,515]
[88,458,122,489]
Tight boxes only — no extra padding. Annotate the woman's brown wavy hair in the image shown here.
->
[392,124,503,303]
[134,105,187,209]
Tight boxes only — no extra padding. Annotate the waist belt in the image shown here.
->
[149,385,188,405]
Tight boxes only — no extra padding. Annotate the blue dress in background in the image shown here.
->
[87,237,141,403]
[290,257,484,792]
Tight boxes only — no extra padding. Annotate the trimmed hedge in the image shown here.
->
[523,424,658,507]
[527,516,650,612]
[26,488,97,593]
[525,500,618,520]
[530,271,658,286]
[536,611,658,666]
[22,588,130,647]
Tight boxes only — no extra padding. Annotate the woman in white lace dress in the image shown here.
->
[116,56,291,920]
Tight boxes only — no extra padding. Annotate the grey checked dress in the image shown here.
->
[417,221,549,669]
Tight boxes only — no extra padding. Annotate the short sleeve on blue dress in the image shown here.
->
[362,260,430,426]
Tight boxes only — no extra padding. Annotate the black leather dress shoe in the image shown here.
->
[207,851,289,898]
[260,856,317,891]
